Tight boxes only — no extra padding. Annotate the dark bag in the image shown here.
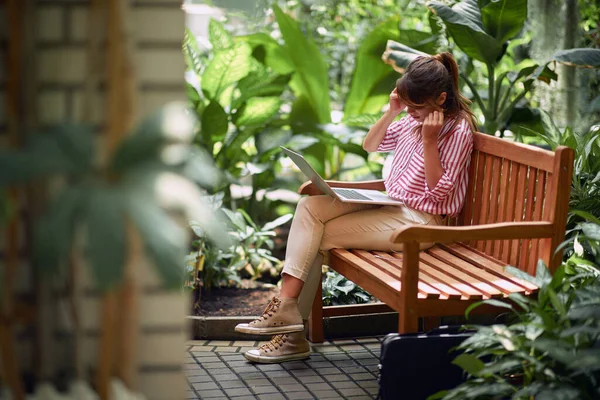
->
[378,326,472,400]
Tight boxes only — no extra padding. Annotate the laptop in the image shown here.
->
[280,146,405,206]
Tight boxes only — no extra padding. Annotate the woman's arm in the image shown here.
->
[422,111,445,190]
[363,110,399,152]
[363,89,405,152]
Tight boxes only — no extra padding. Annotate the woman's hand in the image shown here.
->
[422,110,444,144]
[389,88,405,115]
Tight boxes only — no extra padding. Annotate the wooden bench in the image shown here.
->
[299,132,574,342]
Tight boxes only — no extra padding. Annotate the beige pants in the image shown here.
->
[281,195,444,319]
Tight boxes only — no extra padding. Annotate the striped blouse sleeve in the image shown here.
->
[376,116,411,152]
[423,120,474,202]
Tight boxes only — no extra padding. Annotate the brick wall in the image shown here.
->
[1,1,190,398]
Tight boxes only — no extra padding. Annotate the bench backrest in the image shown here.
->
[452,133,574,275]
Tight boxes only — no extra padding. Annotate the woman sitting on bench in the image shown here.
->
[235,52,478,364]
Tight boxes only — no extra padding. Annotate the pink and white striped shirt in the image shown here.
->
[377,115,473,217]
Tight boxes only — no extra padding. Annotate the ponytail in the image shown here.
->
[434,52,478,132]
[396,52,478,133]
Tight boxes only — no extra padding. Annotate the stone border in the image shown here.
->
[189,312,401,341]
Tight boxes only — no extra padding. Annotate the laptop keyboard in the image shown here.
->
[333,188,372,201]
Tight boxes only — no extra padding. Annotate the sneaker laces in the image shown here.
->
[257,297,281,322]
[260,334,288,352]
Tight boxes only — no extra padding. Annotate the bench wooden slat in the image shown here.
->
[426,247,527,295]
[329,249,406,304]
[410,253,486,300]
[528,171,547,275]
[418,252,504,298]
[501,161,520,263]
[459,149,478,226]
[366,251,463,300]
[521,167,539,271]
[443,243,538,292]
[477,154,495,251]
[470,151,486,247]
[473,133,555,172]
[352,250,441,299]
[510,164,529,267]
[377,251,484,300]
[485,156,503,255]
[493,158,512,259]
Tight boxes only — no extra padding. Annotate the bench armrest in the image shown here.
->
[391,221,554,244]
[298,179,386,196]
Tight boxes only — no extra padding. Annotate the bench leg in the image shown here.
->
[308,280,324,343]
[398,312,419,334]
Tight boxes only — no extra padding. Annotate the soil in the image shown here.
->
[196,282,279,316]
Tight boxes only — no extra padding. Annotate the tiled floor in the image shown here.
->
[185,337,382,400]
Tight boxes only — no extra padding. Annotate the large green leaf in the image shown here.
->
[85,186,126,291]
[479,0,527,43]
[183,28,203,77]
[255,129,293,155]
[208,19,234,50]
[232,68,291,111]
[202,42,253,100]
[381,40,429,73]
[0,125,94,186]
[273,4,331,124]
[344,17,402,117]
[452,353,485,376]
[427,0,504,65]
[111,104,196,173]
[33,186,85,276]
[128,195,187,289]
[233,96,281,127]
[239,32,295,74]
[550,48,600,68]
[345,14,438,118]
[201,101,229,148]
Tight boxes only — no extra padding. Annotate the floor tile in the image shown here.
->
[198,389,225,398]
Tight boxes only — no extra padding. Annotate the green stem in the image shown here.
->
[460,73,487,116]
[499,79,517,115]
[495,88,529,128]
[487,64,496,123]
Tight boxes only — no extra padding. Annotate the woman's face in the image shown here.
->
[406,106,437,122]
[404,92,447,123]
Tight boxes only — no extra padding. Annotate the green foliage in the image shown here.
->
[382,0,600,135]
[519,114,600,249]
[322,270,374,306]
[436,226,600,400]
[187,196,293,291]
[0,104,229,291]
[345,16,439,118]
[184,17,382,228]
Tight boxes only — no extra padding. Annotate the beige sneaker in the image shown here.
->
[244,332,311,364]
[235,297,304,335]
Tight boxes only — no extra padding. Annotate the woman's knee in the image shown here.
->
[296,195,333,215]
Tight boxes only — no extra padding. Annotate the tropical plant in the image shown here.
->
[0,103,229,290]
[382,0,600,135]
[431,220,600,400]
[519,113,600,247]
[185,4,446,216]
[322,270,374,306]
[186,195,293,293]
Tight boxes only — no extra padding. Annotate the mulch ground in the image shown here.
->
[197,284,279,316]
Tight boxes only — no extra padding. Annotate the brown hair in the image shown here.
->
[396,52,477,132]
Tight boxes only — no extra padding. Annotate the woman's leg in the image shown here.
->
[243,205,443,364]
[235,195,377,335]
[296,205,443,319]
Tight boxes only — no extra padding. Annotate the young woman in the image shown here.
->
[236,52,478,363]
